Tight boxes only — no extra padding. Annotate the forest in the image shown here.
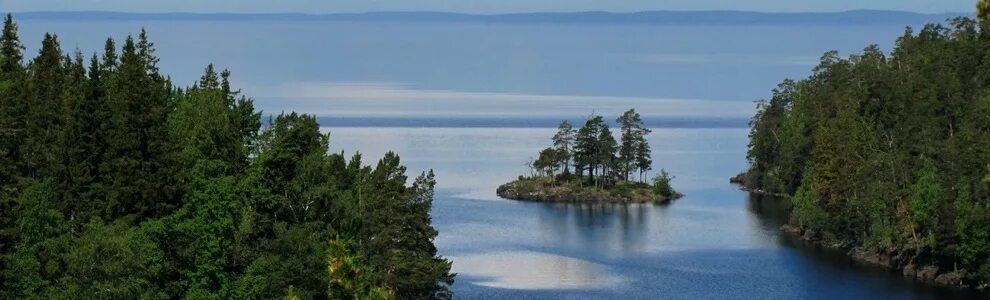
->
[744,12,990,287]
[0,15,453,299]
[499,109,678,203]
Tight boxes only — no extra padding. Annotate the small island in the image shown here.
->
[497,109,682,203]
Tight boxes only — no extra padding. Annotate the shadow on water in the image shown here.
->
[743,190,990,299]
[534,202,672,255]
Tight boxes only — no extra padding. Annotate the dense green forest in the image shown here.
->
[744,11,990,287]
[500,109,678,202]
[0,15,452,299]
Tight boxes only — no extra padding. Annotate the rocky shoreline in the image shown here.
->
[779,224,967,288]
[732,171,973,289]
[496,179,682,204]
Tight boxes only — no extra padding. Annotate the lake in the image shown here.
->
[16,17,988,299]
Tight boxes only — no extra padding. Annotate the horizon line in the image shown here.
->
[3,9,972,16]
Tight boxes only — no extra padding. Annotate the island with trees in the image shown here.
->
[737,5,990,289]
[0,15,452,299]
[497,109,681,203]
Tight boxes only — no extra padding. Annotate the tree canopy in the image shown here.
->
[0,15,453,299]
[513,110,677,201]
[744,15,990,287]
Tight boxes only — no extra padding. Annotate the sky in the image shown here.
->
[0,0,977,14]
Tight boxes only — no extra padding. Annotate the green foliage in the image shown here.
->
[651,169,677,198]
[979,0,990,24]
[909,160,941,235]
[552,120,576,174]
[573,115,606,181]
[789,171,826,232]
[745,15,990,285]
[59,220,168,299]
[533,147,565,178]
[863,196,899,251]
[524,111,672,201]
[327,238,395,300]
[617,109,652,182]
[360,163,453,299]
[955,179,990,282]
[0,16,453,299]
[102,34,177,220]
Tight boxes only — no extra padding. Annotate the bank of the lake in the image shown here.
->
[497,177,683,204]
[731,172,976,290]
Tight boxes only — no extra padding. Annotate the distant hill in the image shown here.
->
[7,10,971,25]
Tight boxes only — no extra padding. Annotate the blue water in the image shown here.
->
[328,126,983,299]
[15,17,988,299]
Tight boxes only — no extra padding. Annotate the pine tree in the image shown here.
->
[574,115,603,183]
[595,122,618,188]
[617,109,651,182]
[634,138,653,183]
[359,162,452,299]
[552,120,575,175]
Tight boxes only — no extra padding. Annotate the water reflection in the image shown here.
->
[450,251,625,290]
[536,203,667,255]
[745,191,791,232]
[743,191,990,300]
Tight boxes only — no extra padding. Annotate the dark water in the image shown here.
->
[13,18,989,299]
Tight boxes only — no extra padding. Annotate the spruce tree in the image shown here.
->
[0,14,26,295]
[0,13,25,190]
[102,35,176,220]
[24,33,65,178]
[57,51,97,222]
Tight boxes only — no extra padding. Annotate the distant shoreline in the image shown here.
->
[5,10,970,26]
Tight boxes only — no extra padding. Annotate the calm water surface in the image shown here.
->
[326,126,983,299]
[16,17,989,299]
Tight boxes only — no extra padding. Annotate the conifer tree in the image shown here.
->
[595,122,618,187]
[617,109,651,181]
[0,16,455,298]
[0,14,26,294]
[102,35,176,220]
[57,51,103,223]
[574,115,602,182]
[552,121,575,175]
[24,33,65,178]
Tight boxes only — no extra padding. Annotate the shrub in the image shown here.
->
[652,169,677,198]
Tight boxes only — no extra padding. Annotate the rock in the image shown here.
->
[802,229,817,241]
[934,271,963,286]
[825,240,851,250]
[851,248,891,268]
[780,224,802,235]
[903,264,917,278]
[916,266,939,282]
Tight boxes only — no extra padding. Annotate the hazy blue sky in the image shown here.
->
[0,0,976,14]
